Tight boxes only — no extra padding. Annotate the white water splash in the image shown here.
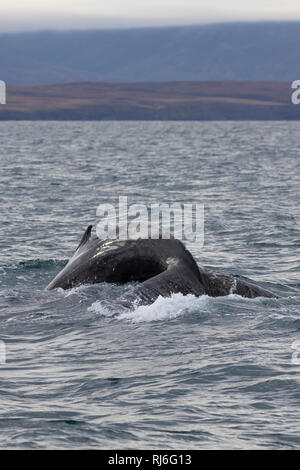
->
[230,278,237,295]
[88,291,267,323]
[63,284,90,297]
[89,293,207,322]
[88,299,117,318]
[118,293,208,323]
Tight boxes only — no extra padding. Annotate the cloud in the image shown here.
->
[1,1,300,32]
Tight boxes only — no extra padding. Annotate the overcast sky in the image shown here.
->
[1,0,300,32]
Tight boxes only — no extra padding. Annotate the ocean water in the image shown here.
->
[0,121,299,449]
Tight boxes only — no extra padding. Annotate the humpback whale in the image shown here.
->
[46,225,276,304]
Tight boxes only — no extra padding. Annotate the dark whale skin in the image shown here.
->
[46,226,276,304]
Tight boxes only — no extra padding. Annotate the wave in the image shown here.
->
[0,259,67,273]
[118,293,209,323]
[89,291,272,324]
[17,259,67,270]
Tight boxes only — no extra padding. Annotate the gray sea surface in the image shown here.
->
[0,121,299,449]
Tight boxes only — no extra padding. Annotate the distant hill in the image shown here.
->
[0,22,300,85]
[1,81,299,120]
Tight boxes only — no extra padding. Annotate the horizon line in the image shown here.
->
[1,18,300,35]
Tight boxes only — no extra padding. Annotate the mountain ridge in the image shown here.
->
[1,22,300,85]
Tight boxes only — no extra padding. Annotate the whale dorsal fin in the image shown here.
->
[76,225,93,251]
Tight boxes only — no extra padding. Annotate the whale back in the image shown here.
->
[46,226,203,292]
[46,225,276,301]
